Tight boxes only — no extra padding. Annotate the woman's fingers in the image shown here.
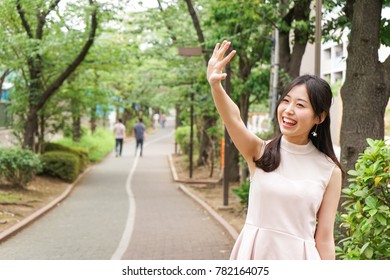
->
[212,43,220,56]
[222,49,236,65]
[208,41,235,85]
[216,40,230,59]
[214,41,234,62]
[209,72,227,84]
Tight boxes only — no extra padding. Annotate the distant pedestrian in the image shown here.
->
[160,114,167,128]
[113,118,126,157]
[133,117,146,156]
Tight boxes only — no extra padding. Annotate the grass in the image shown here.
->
[0,192,22,203]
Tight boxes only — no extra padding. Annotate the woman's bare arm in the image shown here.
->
[315,167,342,259]
[207,41,262,174]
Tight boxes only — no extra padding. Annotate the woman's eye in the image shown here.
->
[297,103,304,108]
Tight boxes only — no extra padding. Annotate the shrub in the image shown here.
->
[175,126,198,156]
[336,138,390,259]
[55,127,114,162]
[42,142,89,171]
[0,148,42,188]
[232,179,250,209]
[40,151,80,182]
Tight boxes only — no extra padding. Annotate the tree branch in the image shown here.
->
[36,0,62,39]
[183,0,210,64]
[10,46,29,84]
[16,0,33,38]
[0,69,11,100]
[156,0,177,43]
[37,0,98,111]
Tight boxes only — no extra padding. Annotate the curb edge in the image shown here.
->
[167,154,239,241]
[0,166,93,242]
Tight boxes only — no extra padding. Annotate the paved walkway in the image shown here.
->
[0,118,234,260]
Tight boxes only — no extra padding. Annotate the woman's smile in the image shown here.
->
[277,84,318,144]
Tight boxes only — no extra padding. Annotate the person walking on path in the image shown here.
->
[160,114,167,128]
[207,40,342,260]
[133,117,146,157]
[113,118,126,157]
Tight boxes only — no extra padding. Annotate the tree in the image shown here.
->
[324,0,390,176]
[0,0,98,150]
[277,0,313,79]
[207,0,274,181]
[182,0,223,172]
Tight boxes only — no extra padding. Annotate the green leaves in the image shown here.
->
[380,18,390,47]
[0,148,42,188]
[232,179,250,209]
[337,138,390,260]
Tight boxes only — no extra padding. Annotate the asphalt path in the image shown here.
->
[0,118,233,260]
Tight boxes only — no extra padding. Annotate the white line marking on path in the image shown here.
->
[111,131,174,260]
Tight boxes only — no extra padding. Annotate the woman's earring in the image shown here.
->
[311,125,318,137]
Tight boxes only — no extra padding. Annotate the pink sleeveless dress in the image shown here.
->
[230,136,336,260]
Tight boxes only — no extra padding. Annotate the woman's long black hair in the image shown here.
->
[255,75,343,173]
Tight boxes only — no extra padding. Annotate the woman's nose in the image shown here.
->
[284,103,294,115]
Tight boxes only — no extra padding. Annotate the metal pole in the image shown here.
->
[189,92,194,178]
[223,47,232,206]
[315,0,322,76]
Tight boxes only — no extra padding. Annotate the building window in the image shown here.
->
[334,44,343,58]
[324,74,331,82]
[324,48,331,59]
[334,71,343,82]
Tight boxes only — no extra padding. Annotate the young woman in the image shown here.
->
[207,41,342,260]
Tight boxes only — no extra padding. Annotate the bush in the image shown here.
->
[40,151,80,182]
[232,179,250,209]
[55,127,114,162]
[42,142,89,171]
[336,138,390,259]
[175,126,198,156]
[0,148,42,188]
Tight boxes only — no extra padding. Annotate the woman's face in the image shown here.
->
[277,84,319,145]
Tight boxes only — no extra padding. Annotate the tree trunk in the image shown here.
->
[196,115,218,166]
[90,105,97,134]
[278,0,311,80]
[17,0,98,150]
[0,70,10,101]
[240,89,251,126]
[273,0,311,133]
[226,140,240,182]
[175,104,181,129]
[183,0,216,169]
[340,0,389,180]
[37,111,45,153]
[23,106,38,150]
[73,116,81,142]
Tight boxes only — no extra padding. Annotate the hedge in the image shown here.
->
[42,142,89,171]
[40,151,80,182]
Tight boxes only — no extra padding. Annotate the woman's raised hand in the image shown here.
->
[207,41,236,86]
